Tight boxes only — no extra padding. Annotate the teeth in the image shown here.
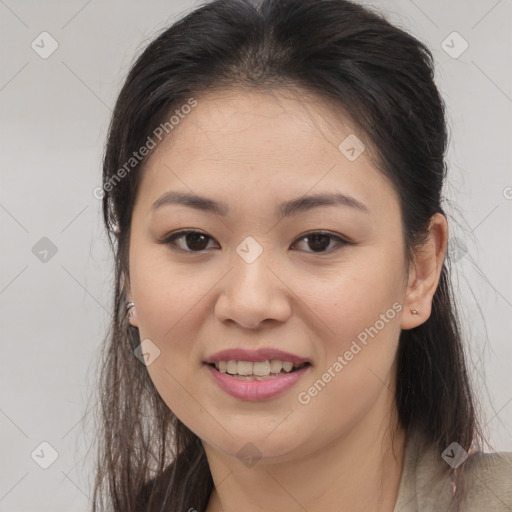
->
[237,361,253,375]
[213,359,305,376]
[227,360,238,374]
[282,361,293,372]
[253,361,270,376]
[269,359,283,373]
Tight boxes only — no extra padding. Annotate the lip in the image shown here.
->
[205,363,311,401]
[203,348,310,365]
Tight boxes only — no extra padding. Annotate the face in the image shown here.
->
[127,88,412,463]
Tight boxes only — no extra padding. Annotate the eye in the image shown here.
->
[290,231,350,253]
[160,230,219,252]
[160,229,351,254]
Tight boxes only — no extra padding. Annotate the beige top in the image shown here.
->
[393,428,512,511]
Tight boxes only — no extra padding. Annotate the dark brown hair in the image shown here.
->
[90,0,485,510]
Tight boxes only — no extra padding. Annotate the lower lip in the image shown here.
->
[205,364,311,401]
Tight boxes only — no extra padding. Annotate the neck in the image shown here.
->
[203,392,406,512]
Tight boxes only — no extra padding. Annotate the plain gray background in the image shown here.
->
[1,0,511,510]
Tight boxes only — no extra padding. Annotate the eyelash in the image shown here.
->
[159,229,352,254]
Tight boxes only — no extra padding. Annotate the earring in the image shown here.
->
[126,301,135,317]
[410,308,419,315]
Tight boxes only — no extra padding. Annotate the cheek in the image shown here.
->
[292,282,403,447]
[128,244,213,418]
[296,275,403,400]
[129,252,213,436]
[292,243,405,352]
[129,241,213,343]
[291,246,404,416]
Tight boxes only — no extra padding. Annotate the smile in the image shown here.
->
[211,359,308,379]
[205,361,312,400]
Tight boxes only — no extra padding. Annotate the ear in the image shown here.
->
[122,271,140,328]
[401,213,448,330]
[128,302,139,328]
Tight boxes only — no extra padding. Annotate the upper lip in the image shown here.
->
[203,348,311,365]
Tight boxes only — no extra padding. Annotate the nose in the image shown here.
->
[214,248,292,329]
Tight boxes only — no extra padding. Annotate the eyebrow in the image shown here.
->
[150,190,369,218]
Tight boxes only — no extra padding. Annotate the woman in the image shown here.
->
[91,0,512,510]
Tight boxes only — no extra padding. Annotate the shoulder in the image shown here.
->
[393,428,512,512]
[460,450,512,509]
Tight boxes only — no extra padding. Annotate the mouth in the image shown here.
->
[204,359,312,401]
[205,360,312,381]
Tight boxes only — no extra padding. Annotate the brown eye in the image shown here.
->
[160,230,350,254]
[161,230,218,252]
[291,232,350,253]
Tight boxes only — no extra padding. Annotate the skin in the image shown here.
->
[126,88,448,512]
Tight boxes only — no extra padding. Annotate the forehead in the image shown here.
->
[151,87,364,165]
[135,88,399,220]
